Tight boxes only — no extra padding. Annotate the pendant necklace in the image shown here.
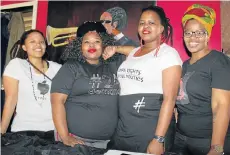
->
[28,60,50,106]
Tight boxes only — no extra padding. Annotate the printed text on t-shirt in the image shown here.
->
[118,68,143,82]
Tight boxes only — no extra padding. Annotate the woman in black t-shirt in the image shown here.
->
[173,4,230,155]
[51,22,123,152]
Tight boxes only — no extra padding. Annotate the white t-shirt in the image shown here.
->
[117,43,183,96]
[3,58,61,132]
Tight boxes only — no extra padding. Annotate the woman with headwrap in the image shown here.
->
[173,4,230,155]
[50,21,123,154]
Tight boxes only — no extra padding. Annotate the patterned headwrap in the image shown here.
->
[182,4,216,37]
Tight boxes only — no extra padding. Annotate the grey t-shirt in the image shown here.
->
[51,59,122,140]
[176,50,230,138]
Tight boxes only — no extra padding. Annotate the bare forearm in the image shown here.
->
[212,105,230,146]
[52,102,69,139]
[116,46,135,56]
[1,100,17,133]
[155,100,175,136]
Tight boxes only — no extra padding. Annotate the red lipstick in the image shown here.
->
[88,48,96,53]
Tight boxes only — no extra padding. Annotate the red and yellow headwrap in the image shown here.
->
[182,4,216,37]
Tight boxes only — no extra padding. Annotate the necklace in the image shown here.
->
[28,60,50,106]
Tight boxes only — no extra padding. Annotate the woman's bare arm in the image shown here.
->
[51,93,84,147]
[155,65,181,137]
[1,76,19,133]
[211,88,230,147]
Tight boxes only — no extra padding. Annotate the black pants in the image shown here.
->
[172,131,230,155]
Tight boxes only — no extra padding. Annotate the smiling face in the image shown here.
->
[22,32,46,59]
[81,31,103,64]
[138,10,164,44]
[183,19,209,54]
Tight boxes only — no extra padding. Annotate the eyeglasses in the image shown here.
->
[184,31,207,38]
[99,20,112,24]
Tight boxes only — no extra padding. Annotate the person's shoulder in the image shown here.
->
[210,50,230,66]
[9,57,24,64]
[158,43,182,61]
[48,61,62,69]
[61,59,83,73]
[159,43,179,55]
[7,58,27,68]
[211,50,229,59]
[3,58,25,78]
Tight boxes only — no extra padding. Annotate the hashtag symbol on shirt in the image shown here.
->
[133,97,145,113]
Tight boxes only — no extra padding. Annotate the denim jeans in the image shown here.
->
[172,131,230,155]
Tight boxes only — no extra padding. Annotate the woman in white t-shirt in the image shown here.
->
[1,30,61,140]
[103,6,182,155]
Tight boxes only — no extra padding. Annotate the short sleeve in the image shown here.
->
[211,55,230,90]
[3,58,21,80]
[51,61,76,95]
[161,48,183,70]
[48,61,62,76]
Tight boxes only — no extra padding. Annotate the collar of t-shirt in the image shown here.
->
[114,32,124,41]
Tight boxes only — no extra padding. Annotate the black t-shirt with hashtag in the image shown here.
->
[176,50,230,138]
[51,58,123,140]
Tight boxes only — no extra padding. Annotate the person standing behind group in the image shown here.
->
[103,5,182,155]
[1,30,61,140]
[173,4,230,155]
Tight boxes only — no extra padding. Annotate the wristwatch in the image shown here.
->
[211,145,224,154]
[153,135,165,143]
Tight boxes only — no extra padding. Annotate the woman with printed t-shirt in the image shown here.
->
[172,4,230,155]
[103,5,182,155]
[50,21,123,154]
[1,30,61,140]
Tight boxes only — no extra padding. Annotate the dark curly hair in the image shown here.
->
[10,29,49,60]
[61,21,120,63]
